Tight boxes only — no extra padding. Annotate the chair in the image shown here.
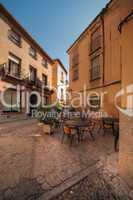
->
[80,120,95,141]
[93,118,103,134]
[102,117,114,135]
[61,125,77,146]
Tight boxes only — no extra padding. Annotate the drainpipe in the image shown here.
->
[118,12,133,82]
[100,9,106,86]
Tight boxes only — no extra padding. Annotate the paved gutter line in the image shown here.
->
[39,161,98,200]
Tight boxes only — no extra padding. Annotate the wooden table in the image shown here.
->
[65,120,95,142]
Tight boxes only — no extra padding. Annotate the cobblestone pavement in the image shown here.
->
[53,165,133,200]
[0,120,132,199]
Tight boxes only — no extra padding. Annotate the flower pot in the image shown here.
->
[42,124,52,134]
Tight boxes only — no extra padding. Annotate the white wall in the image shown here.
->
[57,64,67,103]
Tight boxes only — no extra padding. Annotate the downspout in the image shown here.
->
[100,8,106,86]
[118,11,133,111]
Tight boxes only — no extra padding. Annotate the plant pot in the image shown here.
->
[38,123,43,126]
[42,124,52,134]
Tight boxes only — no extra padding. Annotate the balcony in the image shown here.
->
[0,62,22,82]
[36,79,53,94]
[0,63,53,94]
[42,83,52,93]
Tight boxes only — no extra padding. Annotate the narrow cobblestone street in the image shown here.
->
[53,168,133,200]
[0,120,132,200]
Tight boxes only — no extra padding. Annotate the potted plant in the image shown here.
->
[36,105,52,134]
[37,103,63,135]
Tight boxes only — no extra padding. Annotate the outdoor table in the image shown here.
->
[65,120,95,142]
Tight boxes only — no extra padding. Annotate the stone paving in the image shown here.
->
[53,154,133,200]
[53,170,133,200]
[0,119,132,199]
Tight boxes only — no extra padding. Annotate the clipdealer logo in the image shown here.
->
[115,84,133,117]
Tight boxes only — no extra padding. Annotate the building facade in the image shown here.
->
[67,0,132,117]
[67,0,133,186]
[52,59,68,105]
[118,8,133,187]
[0,4,67,117]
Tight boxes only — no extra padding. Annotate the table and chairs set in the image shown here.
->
[61,119,95,146]
[61,116,119,151]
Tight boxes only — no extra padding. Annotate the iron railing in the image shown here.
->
[0,62,52,93]
[0,62,22,79]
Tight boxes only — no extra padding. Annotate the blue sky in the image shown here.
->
[0,0,109,69]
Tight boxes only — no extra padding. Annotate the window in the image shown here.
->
[73,65,79,81]
[42,74,48,86]
[29,47,37,59]
[72,54,79,66]
[43,96,49,105]
[29,66,37,84]
[61,72,64,83]
[42,59,48,68]
[3,89,21,112]
[8,29,21,46]
[8,54,21,78]
[91,28,101,52]
[61,88,64,100]
[89,95,101,112]
[71,49,79,81]
[90,56,100,81]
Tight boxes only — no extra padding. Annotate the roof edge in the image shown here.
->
[54,59,67,74]
[0,3,54,64]
[66,0,113,53]
[118,10,133,33]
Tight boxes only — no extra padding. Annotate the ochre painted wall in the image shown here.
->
[68,0,132,118]
[119,17,133,187]
[0,14,53,114]
[104,0,121,84]
[0,17,52,86]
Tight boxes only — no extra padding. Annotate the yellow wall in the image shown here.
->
[69,33,90,92]
[51,61,57,103]
[119,15,133,187]
[104,0,121,84]
[69,17,104,92]
[0,12,54,114]
[0,16,52,87]
[68,0,133,187]
[68,0,132,118]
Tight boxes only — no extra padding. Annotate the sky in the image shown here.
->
[0,0,109,70]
